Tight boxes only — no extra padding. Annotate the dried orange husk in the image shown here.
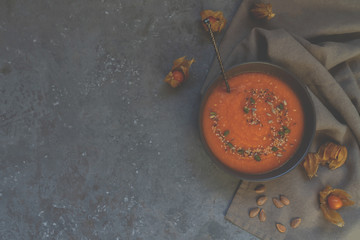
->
[317,142,334,162]
[331,189,355,207]
[164,56,195,88]
[317,142,348,169]
[317,143,330,165]
[328,146,348,170]
[319,186,355,227]
[320,204,345,227]
[250,3,275,20]
[302,153,320,179]
[200,10,226,32]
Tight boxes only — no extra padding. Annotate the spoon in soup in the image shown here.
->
[203,18,230,93]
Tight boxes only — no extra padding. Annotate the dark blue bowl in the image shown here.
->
[199,62,316,181]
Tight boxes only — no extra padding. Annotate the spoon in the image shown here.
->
[203,18,230,93]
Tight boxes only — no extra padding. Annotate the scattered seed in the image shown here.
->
[268,120,273,124]
[276,223,286,233]
[280,195,290,206]
[283,100,287,106]
[266,113,271,117]
[272,197,285,208]
[290,217,301,228]
[257,195,268,206]
[254,184,265,194]
[210,112,217,119]
[259,209,266,222]
[249,207,260,218]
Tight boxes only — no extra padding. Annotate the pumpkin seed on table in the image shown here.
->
[276,223,286,233]
[259,209,266,222]
[290,217,302,228]
[256,195,268,206]
[254,184,265,194]
[272,197,285,208]
[280,195,290,206]
[249,207,261,218]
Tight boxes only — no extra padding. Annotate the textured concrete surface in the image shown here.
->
[0,0,260,239]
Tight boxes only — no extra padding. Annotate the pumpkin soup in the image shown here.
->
[202,72,304,174]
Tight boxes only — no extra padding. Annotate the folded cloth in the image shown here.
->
[201,0,360,239]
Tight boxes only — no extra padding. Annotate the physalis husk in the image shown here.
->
[200,10,226,32]
[318,142,348,170]
[302,142,348,179]
[302,153,320,179]
[250,3,275,20]
[319,186,355,227]
[164,56,195,88]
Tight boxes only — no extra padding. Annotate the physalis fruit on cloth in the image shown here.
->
[250,3,275,20]
[200,10,226,32]
[319,186,355,227]
[164,57,195,88]
[303,142,348,179]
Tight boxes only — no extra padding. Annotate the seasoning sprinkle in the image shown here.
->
[209,88,294,159]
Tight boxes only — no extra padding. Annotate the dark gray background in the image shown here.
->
[0,0,261,239]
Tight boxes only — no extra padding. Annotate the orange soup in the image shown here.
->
[202,72,304,174]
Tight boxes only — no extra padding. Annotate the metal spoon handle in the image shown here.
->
[203,18,230,93]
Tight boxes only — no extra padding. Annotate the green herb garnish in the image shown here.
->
[277,103,284,110]
[227,142,235,149]
[254,154,261,161]
[243,106,249,113]
[223,130,230,137]
[283,126,291,134]
[271,146,278,152]
[250,97,255,104]
[237,149,245,155]
[278,131,284,136]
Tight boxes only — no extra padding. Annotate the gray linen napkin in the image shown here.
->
[201,0,360,239]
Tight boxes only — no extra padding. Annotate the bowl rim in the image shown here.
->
[199,61,316,181]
